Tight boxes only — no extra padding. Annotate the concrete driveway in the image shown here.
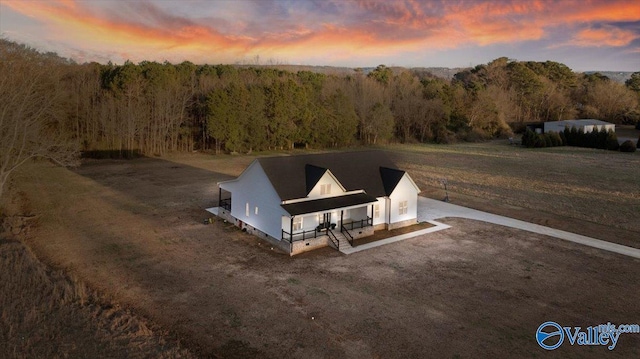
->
[417,197,640,259]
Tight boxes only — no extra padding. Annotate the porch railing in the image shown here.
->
[282,228,320,243]
[219,198,231,211]
[327,229,340,250]
[341,216,372,231]
[340,226,354,247]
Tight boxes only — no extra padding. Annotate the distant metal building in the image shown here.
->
[543,119,615,134]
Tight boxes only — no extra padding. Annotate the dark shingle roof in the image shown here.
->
[305,164,327,194]
[281,192,378,216]
[257,150,405,200]
[380,167,406,195]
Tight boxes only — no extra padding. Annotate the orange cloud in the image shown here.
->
[571,26,637,47]
[561,0,640,23]
[441,0,640,46]
[440,1,549,45]
[2,0,639,65]
[2,0,252,58]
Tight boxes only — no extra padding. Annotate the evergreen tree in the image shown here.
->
[596,127,608,149]
[522,128,535,147]
[606,130,620,151]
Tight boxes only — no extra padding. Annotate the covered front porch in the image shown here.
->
[280,192,377,246]
[217,187,231,211]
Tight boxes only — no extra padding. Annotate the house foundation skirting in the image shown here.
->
[216,208,235,224]
[291,236,331,255]
[387,218,418,230]
[216,209,291,253]
[345,225,374,239]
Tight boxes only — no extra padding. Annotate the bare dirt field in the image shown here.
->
[3,143,640,358]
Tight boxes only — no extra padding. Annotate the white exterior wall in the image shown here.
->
[388,174,419,225]
[348,206,368,222]
[220,162,288,240]
[307,171,344,198]
[373,197,386,226]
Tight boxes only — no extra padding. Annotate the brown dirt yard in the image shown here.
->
[6,143,640,358]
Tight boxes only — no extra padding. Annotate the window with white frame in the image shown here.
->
[292,217,303,231]
[320,183,331,195]
[374,204,380,218]
[399,200,408,215]
[246,202,250,217]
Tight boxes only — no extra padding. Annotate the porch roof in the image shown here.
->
[281,192,377,216]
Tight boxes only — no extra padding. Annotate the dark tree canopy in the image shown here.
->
[1,38,638,157]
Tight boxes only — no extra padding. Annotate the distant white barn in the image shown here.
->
[544,119,615,134]
[216,151,420,255]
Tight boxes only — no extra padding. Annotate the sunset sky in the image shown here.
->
[1,0,639,71]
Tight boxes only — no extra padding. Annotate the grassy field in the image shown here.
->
[1,141,639,358]
[389,141,640,247]
[0,237,194,359]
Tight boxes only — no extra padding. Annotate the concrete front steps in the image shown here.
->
[328,230,354,253]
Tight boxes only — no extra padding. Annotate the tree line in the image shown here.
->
[2,39,640,160]
[522,125,638,152]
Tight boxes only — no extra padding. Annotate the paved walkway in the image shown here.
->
[339,220,451,254]
[205,207,219,216]
[416,197,640,259]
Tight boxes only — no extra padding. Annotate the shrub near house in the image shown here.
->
[620,140,637,153]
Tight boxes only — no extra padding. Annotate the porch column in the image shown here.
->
[340,210,344,231]
[290,216,294,243]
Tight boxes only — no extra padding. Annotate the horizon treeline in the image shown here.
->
[3,39,640,155]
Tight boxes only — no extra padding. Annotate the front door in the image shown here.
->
[323,212,332,229]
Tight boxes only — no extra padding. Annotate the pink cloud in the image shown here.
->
[571,26,638,47]
[2,0,639,64]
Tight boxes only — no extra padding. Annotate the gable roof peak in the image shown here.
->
[379,166,406,196]
[305,164,327,194]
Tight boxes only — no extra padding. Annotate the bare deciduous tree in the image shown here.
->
[0,42,78,200]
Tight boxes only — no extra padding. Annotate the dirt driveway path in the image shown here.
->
[418,197,640,259]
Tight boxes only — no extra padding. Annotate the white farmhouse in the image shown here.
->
[216,151,420,255]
